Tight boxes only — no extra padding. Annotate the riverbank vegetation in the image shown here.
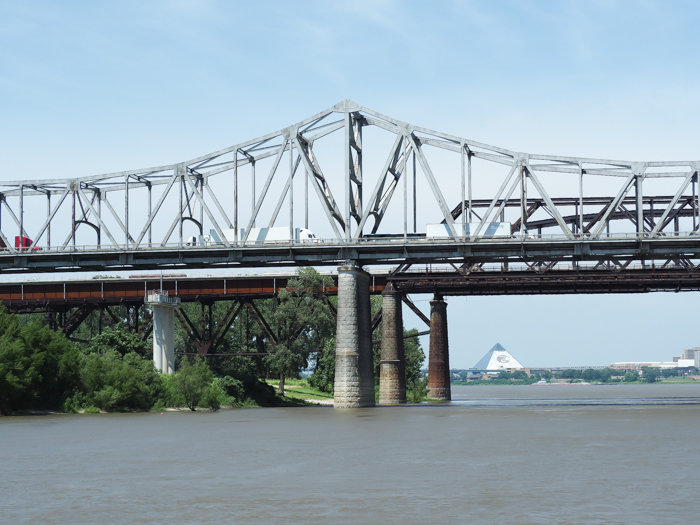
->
[265,378,334,401]
[0,268,427,415]
[450,366,699,386]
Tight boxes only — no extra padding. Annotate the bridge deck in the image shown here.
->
[3,266,699,313]
[2,234,700,273]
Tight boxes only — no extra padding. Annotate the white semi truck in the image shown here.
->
[187,227,317,246]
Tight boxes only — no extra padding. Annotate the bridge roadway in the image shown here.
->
[2,234,700,273]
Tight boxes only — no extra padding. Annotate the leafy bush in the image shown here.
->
[176,359,213,411]
[404,329,428,402]
[80,351,160,411]
[624,370,640,382]
[196,376,246,411]
[0,306,81,414]
[84,324,149,357]
[156,373,185,409]
[644,368,659,383]
[203,383,221,411]
[308,338,335,393]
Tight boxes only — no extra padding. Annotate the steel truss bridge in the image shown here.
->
[2,100,700,274]
[3,264,700,354]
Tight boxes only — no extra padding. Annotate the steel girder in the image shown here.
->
[2,100,700,272]
[1,236,700,272]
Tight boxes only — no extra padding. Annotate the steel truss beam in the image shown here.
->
[2,101,699,273]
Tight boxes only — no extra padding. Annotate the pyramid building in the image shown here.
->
[472,343,525,371]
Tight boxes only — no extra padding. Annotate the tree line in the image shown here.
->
[0,268,427,414]
[450,366,694,385]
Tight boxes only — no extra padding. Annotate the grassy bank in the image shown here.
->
[265,378,334,401]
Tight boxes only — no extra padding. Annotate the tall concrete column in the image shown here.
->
[428,293,451,400]
[146,291,181,374]
[334,263,375,408]
[379,284,406,404]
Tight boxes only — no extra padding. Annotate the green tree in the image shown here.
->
[582,369,598,382]
[404,329,428,402]
[308,338,336,393]
[0,308,36,414]
[157,373,185,408]
[203,381,221,411]
[624,370,640,382]
[84,324,149,357]
[265,268,335,394]
[216,375,244,400]
[0,306,80,414]
[176,359,213,410]
[21,321,81,409]
[598,369,612,383]
[80,351,160,411]
[560,369,581,379]
[644,368,659,383]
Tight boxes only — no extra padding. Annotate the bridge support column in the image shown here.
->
[334,263,375,408]
[379,284,406,404]
[428,293,451,400]
[146,291,181,374]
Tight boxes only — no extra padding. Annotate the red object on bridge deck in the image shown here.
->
[14,236,40,251]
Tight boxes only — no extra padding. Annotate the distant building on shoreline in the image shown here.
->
[610,347,700,371]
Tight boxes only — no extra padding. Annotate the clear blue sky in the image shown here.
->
[2,0,700,367]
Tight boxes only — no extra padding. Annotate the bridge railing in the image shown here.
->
[2,230,699,254]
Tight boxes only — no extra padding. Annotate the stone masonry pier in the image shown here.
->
[378,284,406,404]
[333,264,375,408]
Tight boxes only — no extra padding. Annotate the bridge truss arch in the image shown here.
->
[1,99,700,272]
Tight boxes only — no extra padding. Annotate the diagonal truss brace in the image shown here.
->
[591,172,637,238]
[526,167,575,240]
[471,163,517,240]
[244,140,289,242]
[651,170,697,237]
[182,169,231,247]
[353,133,405,239]
[77,186,120,247]
[29,187,69,250]
[408,134,458,237]
[135,169,178,247]
[293,136,345,240]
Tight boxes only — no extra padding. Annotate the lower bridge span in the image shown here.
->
[2,266,699,313]
[3,266,698,409]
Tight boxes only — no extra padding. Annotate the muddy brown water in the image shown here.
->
[2,384,699,524]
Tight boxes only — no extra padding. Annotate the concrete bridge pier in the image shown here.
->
[146,291,181,374]
[334,263,376,408]
[378,284,407,404]
[428,293,451,400]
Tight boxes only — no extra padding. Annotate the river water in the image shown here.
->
[2,384,700,524]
